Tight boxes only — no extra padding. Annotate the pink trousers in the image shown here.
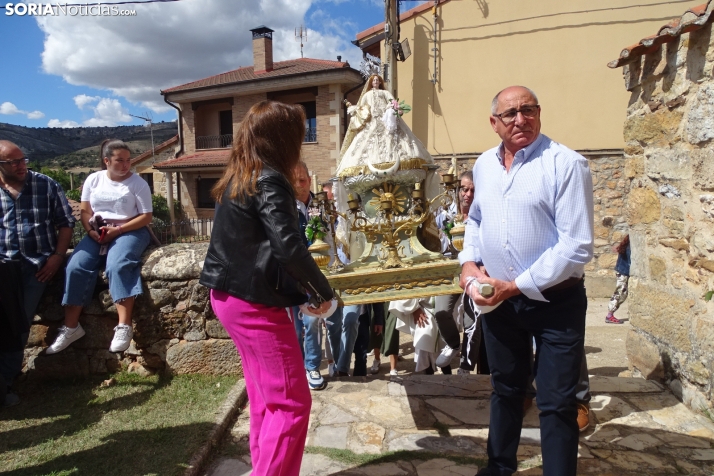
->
[210,290,311,476]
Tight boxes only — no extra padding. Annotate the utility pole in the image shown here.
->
[384,0,399,98]
[295,25,307,58]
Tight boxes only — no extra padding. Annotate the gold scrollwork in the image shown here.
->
[343,278,452,295]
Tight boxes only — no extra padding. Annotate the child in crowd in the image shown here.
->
[606,235,630,324]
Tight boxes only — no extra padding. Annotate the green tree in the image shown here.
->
[39,167,71,191]
[152,194,182,225]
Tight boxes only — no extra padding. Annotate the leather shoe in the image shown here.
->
[577,402,590,432]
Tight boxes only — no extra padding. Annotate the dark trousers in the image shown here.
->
[351,311,372,376]
[433,294,485,373]
[482,283,587,476]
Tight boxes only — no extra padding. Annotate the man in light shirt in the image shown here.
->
[460,86,594,476]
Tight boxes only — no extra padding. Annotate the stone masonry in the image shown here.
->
[615,19,714,408]
[24,243,242,379]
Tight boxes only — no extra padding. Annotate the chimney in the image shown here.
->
[250,26,274,73]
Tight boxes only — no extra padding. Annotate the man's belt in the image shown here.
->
[543,276,584,293]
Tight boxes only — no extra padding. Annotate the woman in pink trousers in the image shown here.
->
[200,101,334,475]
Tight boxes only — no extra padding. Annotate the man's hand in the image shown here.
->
[414,308,428,328]
[374,324,383,335]
[467,276,520,307]
[459,261,489,289]
[36,254,63,283]
[461,261,520,307]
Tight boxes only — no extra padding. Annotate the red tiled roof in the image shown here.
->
[67,199,82,222]
[162,58,352,94]
[356,1,447,42]
[131,135,179,166]
[153,149,231,170]
[608,1,714,68]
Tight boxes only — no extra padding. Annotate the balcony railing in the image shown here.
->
[196,134,233,150]
[304,127,317,143]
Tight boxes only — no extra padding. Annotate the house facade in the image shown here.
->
[156,26,363,219]
[354,0,696,155]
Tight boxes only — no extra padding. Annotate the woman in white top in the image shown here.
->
[47,139,153,354]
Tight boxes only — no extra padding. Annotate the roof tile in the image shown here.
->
[153,149,231,170]
[162,58,351,94]
[609,0,714,68]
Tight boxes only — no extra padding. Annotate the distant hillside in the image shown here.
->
[0,121,178,167]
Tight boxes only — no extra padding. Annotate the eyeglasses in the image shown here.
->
[0,158,29,167]
[493,105,540,124]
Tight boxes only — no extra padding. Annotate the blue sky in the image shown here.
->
[0,0,398,128]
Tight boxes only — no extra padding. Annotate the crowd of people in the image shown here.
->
[0,83,619,476]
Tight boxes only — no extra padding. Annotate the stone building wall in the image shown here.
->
[434,151,628,297]
[25,243,242,379]
[617,22,714,409]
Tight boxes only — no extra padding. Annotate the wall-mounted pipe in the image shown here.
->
[163,95,184,158]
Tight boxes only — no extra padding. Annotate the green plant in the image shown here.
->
[305,215,327,243]
[39,167,71,191]
[66,188,81,202]
[151,194,182,224]
[705,290,713,302]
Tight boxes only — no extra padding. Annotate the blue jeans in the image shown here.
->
[63,228,150,306]
[0,260,48,383]
[336,305,362,374]
[293,306,343,372]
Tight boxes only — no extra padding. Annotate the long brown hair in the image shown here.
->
[367,74,385,90]
[213,101,306,203]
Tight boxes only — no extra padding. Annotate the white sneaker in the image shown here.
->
[457,368,471,375]
[110,324,133,352]
[46,324,85,354]
[389,369,398,376]
[366,350,374,356]
[328,362,336,377]
[436,344,459,368]
[306,370,327,390]
[370,359,381,374]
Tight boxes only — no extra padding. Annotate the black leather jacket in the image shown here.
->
[199,167,333,308]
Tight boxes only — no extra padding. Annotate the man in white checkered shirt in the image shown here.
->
[460,86,594,476]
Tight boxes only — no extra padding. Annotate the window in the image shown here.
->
[140,173,154,194]
[197,178,218,208]
[298,101,317,142]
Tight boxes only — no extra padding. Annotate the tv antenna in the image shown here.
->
[295,25,307,58]
[130,112,155,159]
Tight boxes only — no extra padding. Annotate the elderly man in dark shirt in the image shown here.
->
[0,140,75,407]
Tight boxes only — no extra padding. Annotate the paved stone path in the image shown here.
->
[207,300,714,475]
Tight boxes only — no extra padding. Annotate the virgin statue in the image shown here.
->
[336,74,434,195]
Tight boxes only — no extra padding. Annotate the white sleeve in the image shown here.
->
[81,173,98,202]
[133,178,153,214]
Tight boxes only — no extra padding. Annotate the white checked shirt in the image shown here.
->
[459,134,594,302]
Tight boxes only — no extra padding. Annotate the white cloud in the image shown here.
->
[50,96,132,127]
[0,102,21,115]
[0,101,45,120]
[48,119,81,128]
[74,94,100,110]
[36,0,363,112]
[82,98,132,126]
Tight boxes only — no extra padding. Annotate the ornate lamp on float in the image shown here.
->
[308,156,464,305]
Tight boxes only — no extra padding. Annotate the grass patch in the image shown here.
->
[0,372,237,476]
[304,446,486,468]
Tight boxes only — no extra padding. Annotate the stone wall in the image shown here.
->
[434,150,628,298]
[25,243,242,379]
[618,22,714,409]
